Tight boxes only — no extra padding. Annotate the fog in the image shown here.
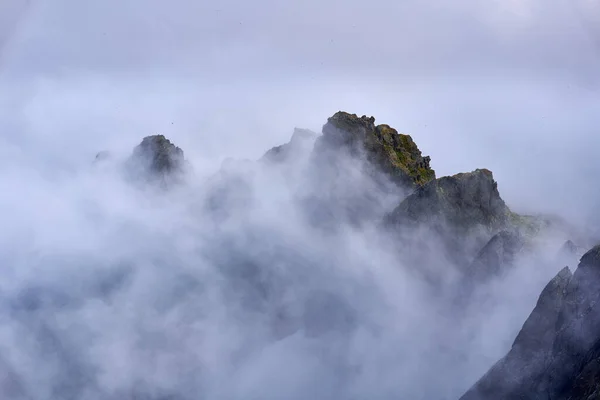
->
[0,0,599,399]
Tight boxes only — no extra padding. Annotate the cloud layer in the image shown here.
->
[0,1,599,399]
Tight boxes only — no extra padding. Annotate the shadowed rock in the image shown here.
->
[132,135,184,173]
[385,169,513,270]
[460,245,600,400]
[261,128,317,164]
[126,135,187,185]
[460,266,572,400]
[387,169,509,231]
[541,245,600,398]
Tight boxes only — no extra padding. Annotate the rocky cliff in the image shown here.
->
[312,111,435,188]
[124,134,188,185]
[460,245,600,400]
[76,111,596,400]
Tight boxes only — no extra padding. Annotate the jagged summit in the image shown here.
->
[314,111,435,188]
[125,134,187,185]
[132,135,184,174]
[383,168,517,275]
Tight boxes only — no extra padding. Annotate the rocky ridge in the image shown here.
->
[89,111,598,400]
[120,113,574,281]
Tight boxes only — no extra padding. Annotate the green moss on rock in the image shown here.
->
[317,111,435,188]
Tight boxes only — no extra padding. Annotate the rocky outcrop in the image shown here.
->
[261,128,317,164]
[126,135,187,183]
[460,245,600,400]
[385,169,514,270]
[460,266,572,399]
[387,169,509,232]
[313,112,435,188]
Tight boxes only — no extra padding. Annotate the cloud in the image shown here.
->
[0,1,599,399]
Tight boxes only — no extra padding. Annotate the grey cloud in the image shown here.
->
[0,1,600,398]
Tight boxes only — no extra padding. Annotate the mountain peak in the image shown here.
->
[315,111,435,188]
[126,134,187,184]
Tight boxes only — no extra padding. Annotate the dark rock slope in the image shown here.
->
[386,169,510,233]
[385,169,535,278]
[460,245,600,400]
[125,134,188,184]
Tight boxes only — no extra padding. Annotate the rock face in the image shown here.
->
[460,266,572,399]
[313,111,435,188]
[387,169,509,232]
[385,169,514,271]
[296,111,436,230]
[126,135,187,183]
[460,245,600,400]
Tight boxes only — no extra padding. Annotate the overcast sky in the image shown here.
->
[1,0,599,221]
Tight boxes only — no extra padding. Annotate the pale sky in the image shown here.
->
[1,0,599,220]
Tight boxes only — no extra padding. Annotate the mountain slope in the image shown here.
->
[460,245,600,399]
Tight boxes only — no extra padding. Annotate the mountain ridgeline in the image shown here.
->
[13,111,597,399]
[103,111,597,398]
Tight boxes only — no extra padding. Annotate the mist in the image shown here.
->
[1,0,599,399]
